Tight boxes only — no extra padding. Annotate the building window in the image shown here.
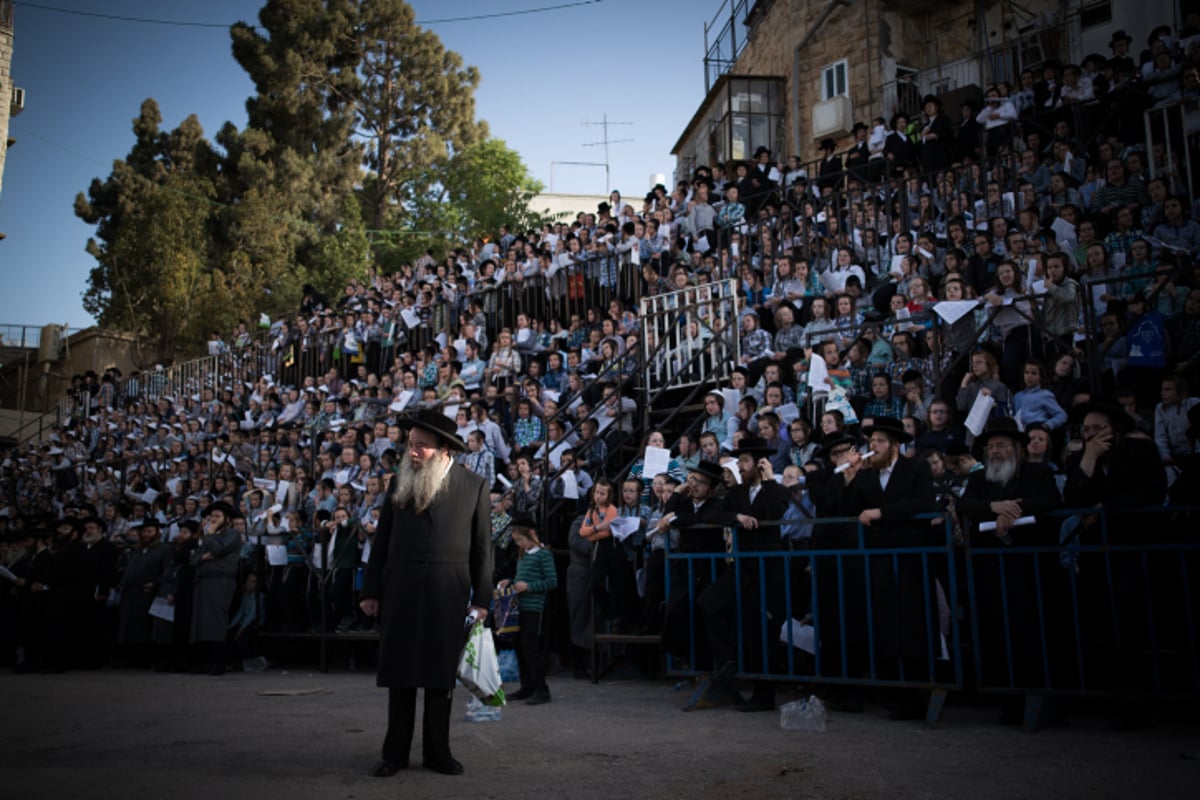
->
[821,60,848,101]
[1080,1,1112,30]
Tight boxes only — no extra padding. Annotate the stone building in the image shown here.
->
[672,0,1182,180]
[0,0,21,201]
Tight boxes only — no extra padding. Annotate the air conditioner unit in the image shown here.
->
[811,95,852,139]
[11,87,24,115]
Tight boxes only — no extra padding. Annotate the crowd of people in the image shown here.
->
[3,18,1200,726]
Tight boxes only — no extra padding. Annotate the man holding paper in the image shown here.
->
[956,417,1062,704]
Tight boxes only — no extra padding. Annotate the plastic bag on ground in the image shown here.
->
[780,694,826,731]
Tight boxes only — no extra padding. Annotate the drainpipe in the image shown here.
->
[792,0,854,155]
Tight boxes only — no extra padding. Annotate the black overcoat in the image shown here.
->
[836,457,938,663]
[363,465,492,690]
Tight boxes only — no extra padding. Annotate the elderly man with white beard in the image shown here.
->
[360,410,492,778]
[957,417,1062,720]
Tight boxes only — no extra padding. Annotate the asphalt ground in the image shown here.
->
[2,667,1199,800]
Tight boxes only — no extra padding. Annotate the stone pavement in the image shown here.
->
[2,669,1198,799]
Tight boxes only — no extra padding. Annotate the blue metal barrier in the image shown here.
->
[663,514,963,694]
[963,505,1200,700]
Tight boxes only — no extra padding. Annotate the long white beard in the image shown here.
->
[985,458,1018,485]
[391,452,452,514]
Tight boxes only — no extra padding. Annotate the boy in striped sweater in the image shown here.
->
[499,514,558,705]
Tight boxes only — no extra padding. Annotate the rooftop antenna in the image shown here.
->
[581,113,634,194]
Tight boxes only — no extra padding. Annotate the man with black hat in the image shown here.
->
[834,416,937,717]
[190,501,243,675]
[957,418,1062,705]
[79,515,118,667]
[117,519,172,667]
[816,138,842,194]
[845,122,871,184]
[1108,29,1135,74]
[43,518,88,672]
[697,436,793,711]
[1064,399,1167,725]
[657,460,728,661]
[360,410,492,777]
[919,94,951,174]
[12,527,53,672]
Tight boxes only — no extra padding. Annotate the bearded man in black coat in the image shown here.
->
[361,411,492,777]
[957,418,1063,715]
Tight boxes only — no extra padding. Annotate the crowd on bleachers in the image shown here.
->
[2,20,1200,724]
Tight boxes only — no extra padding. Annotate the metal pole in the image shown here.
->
[18,347,28,438]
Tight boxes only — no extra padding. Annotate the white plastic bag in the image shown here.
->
[457,621,506,707]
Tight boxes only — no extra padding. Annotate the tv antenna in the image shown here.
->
[581,114,634,194]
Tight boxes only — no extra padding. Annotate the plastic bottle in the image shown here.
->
[780,694,826,731]
[464,696,503,722]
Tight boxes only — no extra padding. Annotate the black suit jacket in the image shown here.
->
[711,480,792,552]
[957,461,1062,545]
[835,456,937,547]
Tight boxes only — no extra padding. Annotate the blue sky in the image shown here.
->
[0,0,710,329]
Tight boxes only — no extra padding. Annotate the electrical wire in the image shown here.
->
[13,0,604,29]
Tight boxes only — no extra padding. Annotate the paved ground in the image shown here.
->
[2,667,1199,800]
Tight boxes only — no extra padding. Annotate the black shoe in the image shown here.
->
[422,756,464,775]
[509,687,535,700]
[372,759,407,777]
[526,690,552,705]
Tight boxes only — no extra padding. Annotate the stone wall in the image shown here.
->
[0,7,13,196]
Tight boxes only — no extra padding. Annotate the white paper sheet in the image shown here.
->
[400,308,421,329]
[978,516,1036,532]
[964,392,995,436]
[932,300,980,326]
[642,446,671,478]
[775,402,800,425]
[560,469,579,499]
[779,619,816,654]
[149,596,175,622]
[266,544,289,566]
[609,516,642,542]
[807,355,829,391]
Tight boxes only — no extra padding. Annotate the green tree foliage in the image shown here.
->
[393,138,556,263]
[76,1,541,358]
[74,100,219,360]
[356,0,487,233]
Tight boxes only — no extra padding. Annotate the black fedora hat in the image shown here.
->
[973,416,1029,456]
[1109,29,1132,49]
[816,433,857,459]
[860,416,913,444]
[819,137,837,152]
[753,145,772,159]
[399,409,467,451]
[1068,399,1133,434]
[921,94,942,109]
[851,121,869,133]
[686,460,726,484]
[509,512,538,531]
[731,435,777,459]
